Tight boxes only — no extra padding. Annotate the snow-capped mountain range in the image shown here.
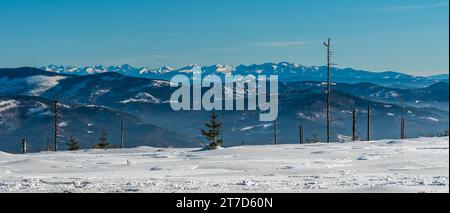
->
[40,63,448,88]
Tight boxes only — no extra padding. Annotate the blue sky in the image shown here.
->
[1,0,448,75]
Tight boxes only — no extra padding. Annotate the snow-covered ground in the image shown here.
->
[0,137,448,193]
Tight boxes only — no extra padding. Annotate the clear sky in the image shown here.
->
[1,0,448,75]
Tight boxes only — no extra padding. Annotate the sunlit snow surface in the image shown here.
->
[0,137,448,193]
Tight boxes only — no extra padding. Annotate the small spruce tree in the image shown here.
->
[94,130,109,149]
[67,136,80,151]
[306,134,320,144]
[201,112,223,150]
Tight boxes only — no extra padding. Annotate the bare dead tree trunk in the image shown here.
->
[323,38,332,143]
[47,135,50,151]
[299,123,304,144]
[367,106,371,141]
[274,119,277,145]
[21,138,28,154]
[352,108,357,141]
[120,120,124,149]
[53,100,58,152]
[401,114,406,139]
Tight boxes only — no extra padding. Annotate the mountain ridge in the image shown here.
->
[0,95,198,153]
[38,63,448,88]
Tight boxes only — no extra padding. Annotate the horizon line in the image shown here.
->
[2,63,448,78]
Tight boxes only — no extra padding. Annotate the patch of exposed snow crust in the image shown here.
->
[119,92,161,104]
[0,76,66,96]
[25,76,66,95]
[0,100,19,113]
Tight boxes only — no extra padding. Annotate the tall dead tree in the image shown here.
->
[53,100,58,152]
[221,111,225,143]
[273,119,277,145]
[400,112,406,139]
[367,106,371,141]
[401,100,407,139]
[21,138,28,154]
[323,38,332,143]
[352,108,357,141]
[299,123,304,144]
[47,135,51,151]
[120,120,124,149]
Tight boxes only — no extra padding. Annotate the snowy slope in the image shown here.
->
[0,75,66,96]
[0,137,448,193]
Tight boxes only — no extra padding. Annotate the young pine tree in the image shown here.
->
[201,112,223,150]
[67,136,80,151]
[94,130,109,149]
[306,134,320,144]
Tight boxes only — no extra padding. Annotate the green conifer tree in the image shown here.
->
[67,136,80,151]
[94,130,109,149]
[201,112,223,150]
